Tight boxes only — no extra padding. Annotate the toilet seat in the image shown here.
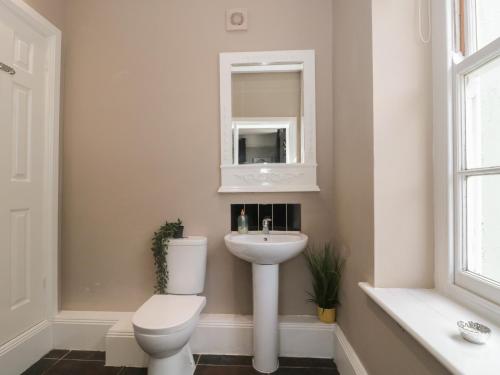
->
[132,295,206,335]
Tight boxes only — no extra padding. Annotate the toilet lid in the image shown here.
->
[132,295,206,335]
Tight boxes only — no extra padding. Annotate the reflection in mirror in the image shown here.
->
[231,68,303,165]
[233,118,297,164]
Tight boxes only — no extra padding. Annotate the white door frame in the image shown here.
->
[1,0,61,319]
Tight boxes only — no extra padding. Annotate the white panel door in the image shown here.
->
[0,9,48,345]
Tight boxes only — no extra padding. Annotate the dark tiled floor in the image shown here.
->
[198,355,253,366]
[23,350,339,375]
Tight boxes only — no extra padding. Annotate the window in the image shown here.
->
[454,0,500,303]
[459,0,500,55]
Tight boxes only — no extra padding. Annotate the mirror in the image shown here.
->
[232,69,302,164]
[219,50,318,192]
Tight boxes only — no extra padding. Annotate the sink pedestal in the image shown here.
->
[252,263,279,373]
[224,232,308,373]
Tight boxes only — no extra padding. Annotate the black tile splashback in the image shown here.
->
[287,204,301,231]
[273,204,287,231]
[230,204,301,231]
[245,204,258,230]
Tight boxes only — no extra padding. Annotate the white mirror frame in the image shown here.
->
[218,50,319,193]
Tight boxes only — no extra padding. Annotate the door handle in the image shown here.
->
[0,62,15,75]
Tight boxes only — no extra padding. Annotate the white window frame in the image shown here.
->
[454,40,500,303]
[433,0,500,320]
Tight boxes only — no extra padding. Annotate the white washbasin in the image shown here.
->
[224,231,309,372]
[224,232,308,265]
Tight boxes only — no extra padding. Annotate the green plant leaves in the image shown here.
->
[151,219,183,294]
[304,243,345,309]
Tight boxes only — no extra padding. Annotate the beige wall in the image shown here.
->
[58,0,334,313]
[23,0,64,30]
[372,0,434,288]
[332,0,449,374]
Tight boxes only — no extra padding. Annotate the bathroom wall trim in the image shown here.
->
[52,311,132,350]
[0,320,52,375]
[334,325,368,375]
[52,311,337,366]
[1,312,366,373]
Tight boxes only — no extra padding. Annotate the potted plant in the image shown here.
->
[151,218,184,294]
[304,243,345,323]
[173,218,184,238]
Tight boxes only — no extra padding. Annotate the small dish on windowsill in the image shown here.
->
[457,321,491,344]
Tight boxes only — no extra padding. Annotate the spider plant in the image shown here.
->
[304,243,345,309]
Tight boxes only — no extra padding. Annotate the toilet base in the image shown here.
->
[148,344,195,375]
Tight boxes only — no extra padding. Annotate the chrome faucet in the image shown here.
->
[262,218,272,234]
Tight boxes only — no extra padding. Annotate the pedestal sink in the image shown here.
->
[224,232,308,373]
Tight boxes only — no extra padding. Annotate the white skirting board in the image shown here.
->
[334,326,369,375]
[0,311,368,375]
[105,313,337,367]
[0,320,52,375]
[52,311,132,351]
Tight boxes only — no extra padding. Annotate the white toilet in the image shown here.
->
[132,236,207,375]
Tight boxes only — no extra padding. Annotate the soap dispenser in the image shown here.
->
[237,209,249,234]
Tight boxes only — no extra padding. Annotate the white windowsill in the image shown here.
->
[359,282,500,375]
